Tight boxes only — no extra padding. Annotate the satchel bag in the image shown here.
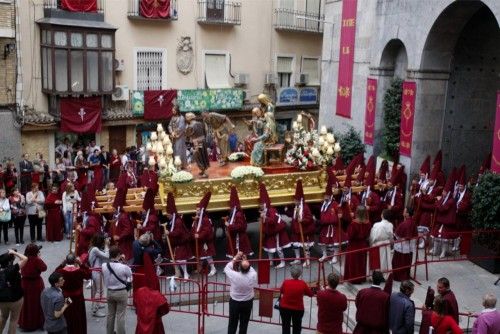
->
[106,263,132,292]
[274,296,281,310]
[0,211,11,223]
[37,207,47,219]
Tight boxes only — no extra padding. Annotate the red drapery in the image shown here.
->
[399,81,417,157]
[140,0,171,19]
[364,78,377,145]
[144,90,177,121]
[60,0,97,12]
[491,91,500,173]
[335,0,358,118]
[60,97,102,134]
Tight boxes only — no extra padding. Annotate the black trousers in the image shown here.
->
[28,215,43,241]
[14,215,26,243]
[228,298,253,334]
[0,219,9,243]
[279,308,304,334]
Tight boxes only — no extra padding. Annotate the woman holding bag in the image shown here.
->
[0,189,11,244]
[9,188,26,245]
[26,183,45,242]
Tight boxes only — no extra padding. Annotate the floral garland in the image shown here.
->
[285,128,320,170]
[228,152,249,162]
[171,170,194,183]
[230,166,264,180]
[159,164,177,179]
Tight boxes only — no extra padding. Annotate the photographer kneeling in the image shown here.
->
[224,251,257,334]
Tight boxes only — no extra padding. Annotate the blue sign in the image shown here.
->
[299,87,318,104]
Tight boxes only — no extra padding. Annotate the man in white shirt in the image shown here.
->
[224,251,257,334]
[102,246,132,334]
[370,209,394,276]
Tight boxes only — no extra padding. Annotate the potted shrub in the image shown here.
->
[335,126,365,166]
[469,172,500,273]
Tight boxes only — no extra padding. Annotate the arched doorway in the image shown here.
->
[372,39,408,156]
[417,1,500,175]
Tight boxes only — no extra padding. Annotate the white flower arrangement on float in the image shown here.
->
[285,115,341,170]
[171,170,194,183]
[230,166,264,180]
[228,152,249,162]
[146,124,183,180]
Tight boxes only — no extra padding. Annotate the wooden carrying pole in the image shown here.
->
[161,223,175,263]
[258,214,264,259]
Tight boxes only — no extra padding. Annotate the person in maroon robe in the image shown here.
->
[77,213,101,256]
[135,253,170,334]
[45,185,64,242]
[91,159,104,191]
[415,162,441,249]
[377,159,389,185]
[140,166,159,193]
[260,183,290,269]
[454,165,472,254]
[339,173,360,228]
[4,162,18,196]
[225,186,253,258]
[109,149,121,184]
[431,172,457,258]
[18,244,47,331]
[55,253,91,334]
[114,212,135,263]
[290,180,315,267]
[383,170,405,226]
[318,172,345,264]
[138,188,162,242]
[344,206,371,284]
[425,277,459,325]
[164,192,192,279]
[191,192,217,276]
[353,271,392,334]
[392,207,418,281]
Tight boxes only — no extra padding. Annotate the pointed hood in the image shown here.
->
[433,150,443,170]
[420,156,431,176]
[259,183,271,208]
[333,156,344,171]
[365,160,376,188]
[429,161,440,181]
[113,172,129,210]
[143,252,160,291]
[294,179,304,201]
[197,191,211,210]
[142,188,156,212]
[356,165,366,184]
[166,192,177,215]
[229,186,241,210]
[325,172,334,197]
[378,160,389,182]
[365,156,375,176]
[81,183,96,213]
[479,153,491,174]
[390,167,400,186]
[344,171,352,188]
[444,170,455,193]
[457,165,466,186]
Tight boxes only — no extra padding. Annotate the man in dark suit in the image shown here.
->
[19,153,33,195]
[353,271,392,334]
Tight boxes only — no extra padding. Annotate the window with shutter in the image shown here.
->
[302,57,320,85]
[135,49,165,91]
[205,53,230,89]
[277,56,294,87]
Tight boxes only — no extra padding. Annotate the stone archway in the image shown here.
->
[371,39,408,156]
[414,1,500,175]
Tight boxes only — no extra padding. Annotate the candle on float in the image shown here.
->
[159,157,167,168]
[327,146,334,155]
[150,132,158,141]
[297,114,302,123]
[320,126,327,135]
[157,144,164,154]
[292,121,298,130]
[174,156,182,167]
[157,124,164,132]
[166,145,174,156]
[334,143,341,152]
[318,137,325,146]
[148,156,156,167]
[146,142,152,151]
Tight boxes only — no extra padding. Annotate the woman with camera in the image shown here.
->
[18,243,47,331]
[88,233,110,318]
[62,183,80,239]
[45,186,64,242]
[0,249,28,334]
[54,253,91,334]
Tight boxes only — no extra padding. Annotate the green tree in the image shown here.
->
[382,78,403,159]
[336,126,365,165]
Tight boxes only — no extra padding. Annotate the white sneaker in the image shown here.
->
[92,310,106,318]
[330,256,338,264]
[85,281,92,289]
[418,239,425,249]
[439,251,446,259]
[302,260,310,267]
[208,267,217,277]
[183,274,190,280]
[275,262,285,269]
[290,259,301,265]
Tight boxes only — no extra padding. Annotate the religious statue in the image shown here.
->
[243,107,262,155]
[257,93,278,144]
[168,104,187,168]
[250,111,276,166]
[201,111,235,166]
[185,113,210,178]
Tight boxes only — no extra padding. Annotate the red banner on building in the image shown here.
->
[144,90,177,121]
[364,78,377,145]
[335,0,357,118]
[399,81,416,157]
[140,0,171,19]
[60,97,102,134]
[492,91,500,173]
[60,0,97,12]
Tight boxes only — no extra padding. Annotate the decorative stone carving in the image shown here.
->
[176,36,193,75]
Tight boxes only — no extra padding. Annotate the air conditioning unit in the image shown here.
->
[265,73,277,85]
[113,59,125,72]
[112,85,129,101]
[243,90,251,102]
[234,73,249,86]
[296,73,309,85]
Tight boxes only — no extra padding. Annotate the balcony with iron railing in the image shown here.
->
[128,0,178,20]
[274,8,324,33]
[197,0,241,26]
[43,0,105,17]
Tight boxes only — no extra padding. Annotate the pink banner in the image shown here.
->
[399,81,416,157]
[492,91,500,173]
[335,0,357,118]
[364,78,377,145]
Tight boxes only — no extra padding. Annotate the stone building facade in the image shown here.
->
[319,0,500,178]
